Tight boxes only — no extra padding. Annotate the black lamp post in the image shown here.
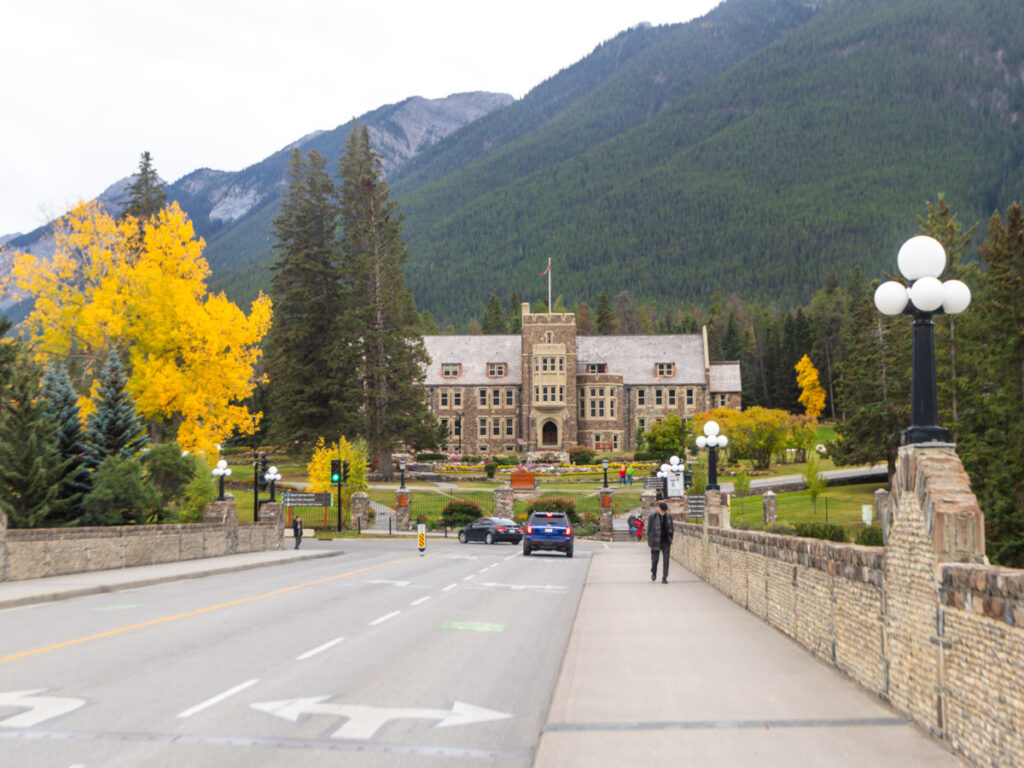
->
[455,413,462,453]
[696,421,728,491]
[212,459,231,501]
[874,236,971,443]
[264,465,281,502]
[602,459,609,488]
[400,461,407,490]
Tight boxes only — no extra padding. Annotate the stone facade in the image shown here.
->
[422,306,742,454]
[672,443,1022,767]
[0,500,283,583]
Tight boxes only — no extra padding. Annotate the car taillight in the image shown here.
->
[566,526,573,536]
[497,526,506,532]
[527,525,533,534]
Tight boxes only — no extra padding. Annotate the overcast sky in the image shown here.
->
[0,0,721,236]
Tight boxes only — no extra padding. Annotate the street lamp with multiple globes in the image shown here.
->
[264,465,282,502]
[212,459,232,501]
[873,235,971,443]
[399,461,407,490]
[695,421,728,491]
[657,455,686,497]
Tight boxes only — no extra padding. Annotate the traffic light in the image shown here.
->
[342,460,350,483]
[330,460,341,483]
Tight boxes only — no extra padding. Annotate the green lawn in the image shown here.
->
[730,482,881,529]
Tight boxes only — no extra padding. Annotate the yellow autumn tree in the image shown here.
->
[5,200,272,457]
[308,436,369,522]
[795,354,826,419]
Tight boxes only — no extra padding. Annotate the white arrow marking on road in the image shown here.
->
[251,697,513,740]
[0,689,85,727]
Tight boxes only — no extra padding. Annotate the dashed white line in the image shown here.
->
[177,679,259,719]
[505,554,519,560]
[462,574,475,581]
[410,596,431,606]
[442,583,457,592]
[296,637,344,660]
[369,610,400,626]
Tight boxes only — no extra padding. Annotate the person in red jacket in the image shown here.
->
[634,514,644,542]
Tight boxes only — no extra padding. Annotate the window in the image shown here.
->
[492,388,500,406]
[686,388,694,406]
[590,399,605,418]
[637,389,646,406]
[655,362,675,378]
[440,417,449,434]
[492,418,500,436]
[716,393,728,407]
[655,389,663,406]
[505,389,514,406]
[478,388,487,407]
[586,363,607,373]
[610,396,615,418]
[442,363,461,378]
[453,418,461,437]
[559,357,564,372]
[638,418,646,433]
[668,389,676,406]
[534,386,540,402]
[488,362,507,378]
[547,332,553,343]
[613,434,619,449]
[479,418,487,437]
[559,386,564,402]
[453,390,462,407]
[439,389,449,407]
[505,417,514,436]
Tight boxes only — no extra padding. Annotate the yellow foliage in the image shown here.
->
[3,201,272,455]
[308,436,369,509]
[795,354,826,419]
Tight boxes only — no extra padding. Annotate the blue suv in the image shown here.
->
[523,511,573,557]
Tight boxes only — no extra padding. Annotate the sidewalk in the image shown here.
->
[535,543,967,768]
[0,548,343,610]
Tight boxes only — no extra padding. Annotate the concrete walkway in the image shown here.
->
[534,542,967,768]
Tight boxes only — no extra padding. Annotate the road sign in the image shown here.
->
[417,523,426,555]
[0,690,86,728]
[251,697,512,740]
[282,492,332,508]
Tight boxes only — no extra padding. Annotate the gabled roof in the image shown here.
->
[423,335,521,385]
[577,335,705,384]
[709,362,742,393]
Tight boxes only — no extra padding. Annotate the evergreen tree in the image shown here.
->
[481,293,507,334]
[0,351,65,527]
[575,302,595,335]
[338,122,430,478]
[121,151,167,221]
[84,353,149,471]
[615,291,640,334]
[507,292,522,333]
[596,291,615,334]
[955,203,1024,566]
[267,147,350,443]
[41,362,91,522]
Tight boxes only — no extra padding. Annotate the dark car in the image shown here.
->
[458,517,522,545]
[523,511,573,557]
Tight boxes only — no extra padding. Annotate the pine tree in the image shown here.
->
[84,353,149,470]
[121,151,167,221]
[0,351,65,527]
[955,203,1024,566]
[575,302,595,335]
[266,148,351,443]
[615,291,640,333]
[338,123,431,476]
[596,291,615,334]
[41,362,91,522]
[481,294,506,334]
[507,293,522,333]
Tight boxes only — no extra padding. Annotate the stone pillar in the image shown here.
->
[598,488,614,541]
[640,489,657,520]
[763,490,777,525]
[394,488,411,531]
[719,492,731,530]
[258,502,284,549]
[705,490,724,528]
[351,492,369,529]
[493,487,514,520]
[204,499,238,527]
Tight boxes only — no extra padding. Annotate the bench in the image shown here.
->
[510,470,537,490]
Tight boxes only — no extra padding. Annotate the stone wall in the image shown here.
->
[0,500,283,582]
[673,443,1023,768]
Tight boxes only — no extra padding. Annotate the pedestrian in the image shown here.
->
[634,514,644,542]
[626,464,634,485]
[647,502,674,582]
[619,465,627,485]
[293,514,303,549]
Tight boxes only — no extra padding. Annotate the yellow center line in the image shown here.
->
[1,555,424,664]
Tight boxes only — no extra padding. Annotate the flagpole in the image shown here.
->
[548,257,552,312]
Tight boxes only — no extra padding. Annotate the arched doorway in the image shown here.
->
[541,420,559,447]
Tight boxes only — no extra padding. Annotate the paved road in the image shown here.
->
[0,538,590,767]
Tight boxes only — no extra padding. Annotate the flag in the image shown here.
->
[541,258,551,276]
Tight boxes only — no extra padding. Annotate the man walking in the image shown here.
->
[647,502,674,583]
[293,514,303,549]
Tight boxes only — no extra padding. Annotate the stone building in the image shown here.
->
[421,305,741,454]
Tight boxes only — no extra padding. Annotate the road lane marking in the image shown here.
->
[410,596,431,606]
[504,554,519,560]
[297,638,344,661]
[476,582,567,592]
[177,679,259,719]
[0,555,425,665]
[442,583,457,592]
[439,621,506,633]
[0,690,86,727]
[369,611,400,626]
[461,575,474,581]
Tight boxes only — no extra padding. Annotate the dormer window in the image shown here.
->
[487,362,507,378]
[586,363,607,373]
[655,362,675,378]
[442,363,461,378]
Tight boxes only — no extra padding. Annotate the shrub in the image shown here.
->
[460,454,483,464]
[484,462,498,479]
[733,470,751,497]
[493,454,521,466]
[633,451,658,461]
[143,443,201,509]
[793,522,847,542]
[525,497,579,525]
[766,523,797,536]
[80,456,161,525]
[568,444,596,466]
[441,499,483,529]
[731,518,765,531]
[856,525,884,546]
[416,452,446,462]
